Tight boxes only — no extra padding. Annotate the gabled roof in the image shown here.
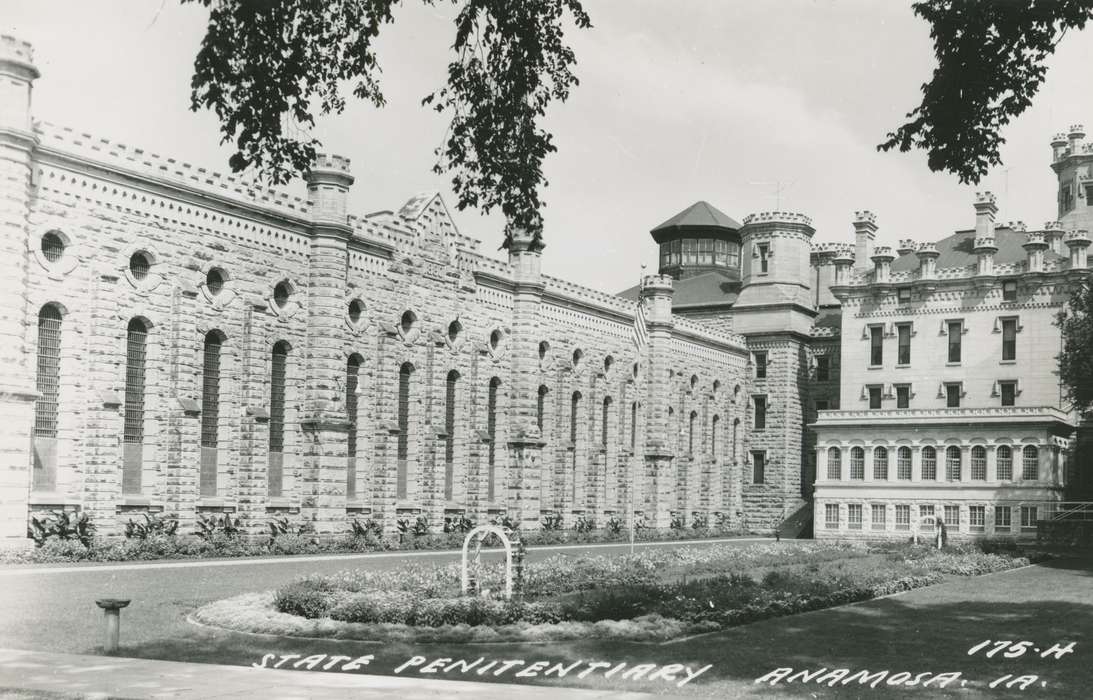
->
[616,269,739,308]
[891,226,1065,273]
[651,201,741,237]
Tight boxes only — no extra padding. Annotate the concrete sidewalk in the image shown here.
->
[0,648,677,699]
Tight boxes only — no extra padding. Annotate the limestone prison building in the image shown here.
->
[0,36,1089,546]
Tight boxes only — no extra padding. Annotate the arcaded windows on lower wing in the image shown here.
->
[921,446,937,480]
[897,447,912,480]
[1022,445,1039,480]
[267,341,289,498]
[849,447,864,480]
[630,401,638,451]
[441,370,460,501]
[122,318,148,495]
[687,410,697,454]
[826,447,841,480]
[945,445,962,481]
[971,445,987,481]
[873,447,888,480]
[602,397,613,448]
[996,445,1013,480]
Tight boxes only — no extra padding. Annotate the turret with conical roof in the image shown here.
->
[651,201,742,281]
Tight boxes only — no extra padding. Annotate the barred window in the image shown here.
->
[945,446,962,481]
[850,446,864,480]
[711,414,719,456]
[995,505,1011,531]
[970,445,986,480]
[268,341,289,497]
[33,305,63,492]
[129,251,151,280]
[122,318,148,494]
[487,377,500,501]
[1022,445,1039,480]
[921,446,937,480]
[206,268,225,295]
[444,370,459,501]
[570,391,581,444]
[537,385,548,433]
[687,409,697,453]
[200,330,224,497]
[825,503,839,528]
[41,232,65,262]
[847,503,862,529]
[827,447,841,480]
[895,504,910,530]
[346,355,362,499]
[396,362,413,500]
[996,445,1013,480]
[897,446,911,480]
[873,446,889,480]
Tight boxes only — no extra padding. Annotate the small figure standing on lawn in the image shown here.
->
[936,519,947,549]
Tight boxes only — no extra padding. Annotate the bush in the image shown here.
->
[195,513,241,541]
[275,579,339,618]
[124,512,179,539]
[28,510,95,547]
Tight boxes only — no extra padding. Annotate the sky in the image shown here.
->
[7,1,1093,294]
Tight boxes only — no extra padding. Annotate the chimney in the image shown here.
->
[974,192,997,240]
[1023,231,1049,273]
[1066,230,1091,270]
[1052,132,1070,161]
[832,244,855,287]
[853,211,876,271]
[1068,124,1086,154]
[974,235,998,276]
[916,242,940,280]
[871,246,895,284]
[1045,221,1065,255]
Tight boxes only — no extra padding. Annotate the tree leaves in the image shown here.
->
[184,0,590,248]
[1056,275,1093,416]
[879,0,1093,184]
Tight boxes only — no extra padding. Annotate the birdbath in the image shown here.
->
[95,598,131,654]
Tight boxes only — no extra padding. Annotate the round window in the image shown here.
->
[489,329,502,350]
[348,299,363,324]
[206,268,225,295]
[274,281,291,308]
[539,340,550,360]
[400,310,417,335]
[129,251,151,280]
[448,320,462,343]
[41,232,65,262]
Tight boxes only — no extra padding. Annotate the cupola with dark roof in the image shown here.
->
[650,201,743,280]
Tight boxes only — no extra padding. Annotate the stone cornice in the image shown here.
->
[814,406,1075,429]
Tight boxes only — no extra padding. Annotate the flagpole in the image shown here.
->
[630,264,647,555]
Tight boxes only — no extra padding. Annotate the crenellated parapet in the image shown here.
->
[897,239,916,256]
[742,211,813,227]
[1065,229,1092,270]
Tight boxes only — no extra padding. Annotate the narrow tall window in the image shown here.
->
[200,331,223,497]
[754,352,767,379]
[753,395,767,430]
[751,451,766,483]
[268,341,289,497]
[396,363,412,500]
[869,326,883,366]
[921,446,937,480]
[346,355,362,499]
[827,447,842,480]
[33,305,63,491]
[537,385,548,433]
[873,446,888,480]
[825,503,839,529]
[732,418,740,462]
[688,410,697,453]
[850,447,864,480]
[815,355,830,381]
[570,392,581,444]
[897,446,912,480]
[602,397,613,447]
[868,385,882,409]
[896,385,910,409]
[971,445,986,480]
[1000,381,1017,406]
[757,243,770,273]
[711,414,719,457]
[487,377,500,501]
[897,323,911,364]
[444,370,459,501]
[1001,318,1017,361]
[630,401,638,450]
[946,446,962,481]
[122,319,148,494]
[947,321,962,363]
[1022,445,1039,480]
[945,383,961,408]
[996,445,1013,480]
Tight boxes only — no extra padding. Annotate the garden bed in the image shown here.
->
[191,542,1038,643]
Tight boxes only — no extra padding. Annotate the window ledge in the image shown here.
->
[28,492,81,506]
[266,497,297,509]
[196,499,237,511]
[999,360,1017,365]
[867,365,883,370]
[895,364,910,369]
[945,362,962,367]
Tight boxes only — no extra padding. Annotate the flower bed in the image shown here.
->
[191,542,1035,643]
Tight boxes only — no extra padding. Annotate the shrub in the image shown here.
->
[275,579,339,618]
[31,537,95,562]
[124,512,179,540]
[604,516,624,535]
[573,515,595,533]
[691,513,709,530]
[195,513,241,541]
[669,513,686,530]
[540,513,563,531]
[349,517,383,539]
[443,514,475,533]
[28,510,95,547]
[396,515,430,537]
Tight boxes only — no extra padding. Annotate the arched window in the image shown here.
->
[122,318,148,494]
[268,341,289,497]
[873,446,889,480]
[688,410,698,454]
[487,377,501,500]
[850,447,864,479]
[200,330,224,496]
[601,396,612,447]
[33,304,63,491]
[346,355,362,499]
[921,446,937,480]
[396,362,413,500]
[996,445,1013,480]
[946,446,962,481]
[711,415,720,457]
[570,391,581,445]
[827,447,842,480]
[897,446,912,480]
[630,401,638,450]
[971,445,987,480]
[732,418,740,462]
[1022,445,1039,480]
[537,385,548,433]
[444,370,459,501]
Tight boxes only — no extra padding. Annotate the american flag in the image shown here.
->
[632,299,649,349]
